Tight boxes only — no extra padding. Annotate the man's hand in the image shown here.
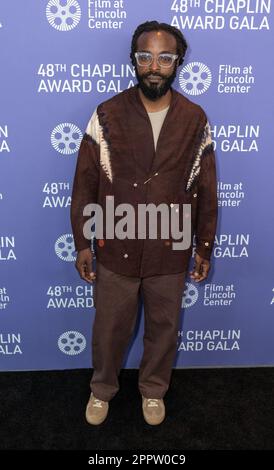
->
[189,253,210,283]
[75,248,96,283]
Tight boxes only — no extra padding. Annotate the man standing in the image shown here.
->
[70,21,217,426]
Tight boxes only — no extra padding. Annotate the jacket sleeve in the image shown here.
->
[195,120,218,260]
[70,113,100,252]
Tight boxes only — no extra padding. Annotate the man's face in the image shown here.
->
[135,30,178,101]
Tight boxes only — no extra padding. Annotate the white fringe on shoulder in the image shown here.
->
[85,108,113,183]
[186,121,212,191]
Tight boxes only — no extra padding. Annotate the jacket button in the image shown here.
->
[133,183,138,187]
[204,242,209,247]
[123,253,129,258]
[170,203,174,208]
[193,193,197,198]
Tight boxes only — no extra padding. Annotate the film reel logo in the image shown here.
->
[182,282,199,308]
[55,234,76,262]
[58,331,86,355]
[51,123,82,155]
[46,0,81,31]
[179,62,212,96]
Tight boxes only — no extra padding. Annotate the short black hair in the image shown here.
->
[130,20,187,67]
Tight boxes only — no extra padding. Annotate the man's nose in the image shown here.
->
[150,56,160,72]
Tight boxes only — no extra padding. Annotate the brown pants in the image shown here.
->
[90,262,186,401]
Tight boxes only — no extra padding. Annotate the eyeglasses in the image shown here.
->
[135,52,179,68]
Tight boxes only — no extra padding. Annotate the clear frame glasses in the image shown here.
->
[135,52,179,68]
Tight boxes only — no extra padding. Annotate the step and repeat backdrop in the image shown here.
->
[0,1,273,371]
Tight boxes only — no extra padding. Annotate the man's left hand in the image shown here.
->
[189,253,210,282]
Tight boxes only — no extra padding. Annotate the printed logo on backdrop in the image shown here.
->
[218,65,255,94]
[0,125,10,153]
[37,63,135,94]
[47,284,95,308]
[0,287,10,310]
[181,282,236,308]
[204,283,236,306]
[55,234,76,261]
[46,0,128,31]
[46,0,81,31]
[0,333,22,355]
[212,124,259,152]
[182,282,199,308]
[0,236,16,261]
[178,63,255,95]
[177,329,241,352]
[88,0,128,30]
[51,123,82,155]
[170,0,271,31]
[58,331,86,355]
[179,62,212,95]
[218,182,245,208]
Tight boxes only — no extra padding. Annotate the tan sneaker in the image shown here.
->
[142,396,165,425]
[85,392,109,425]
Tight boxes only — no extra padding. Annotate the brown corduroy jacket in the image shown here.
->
[70,85,217,277]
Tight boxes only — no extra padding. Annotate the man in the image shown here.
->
[70,21,217,426]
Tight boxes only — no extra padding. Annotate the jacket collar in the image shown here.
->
[128,84,179,118]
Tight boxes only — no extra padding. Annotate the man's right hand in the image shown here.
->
[75,248,96,284]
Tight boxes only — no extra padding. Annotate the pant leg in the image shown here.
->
[90,262,141,401]
[138,271,186,399]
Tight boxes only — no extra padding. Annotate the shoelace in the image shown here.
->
[92,398,104,408]
[147,399,160,408]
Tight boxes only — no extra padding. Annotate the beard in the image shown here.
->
[135,66,177,101]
